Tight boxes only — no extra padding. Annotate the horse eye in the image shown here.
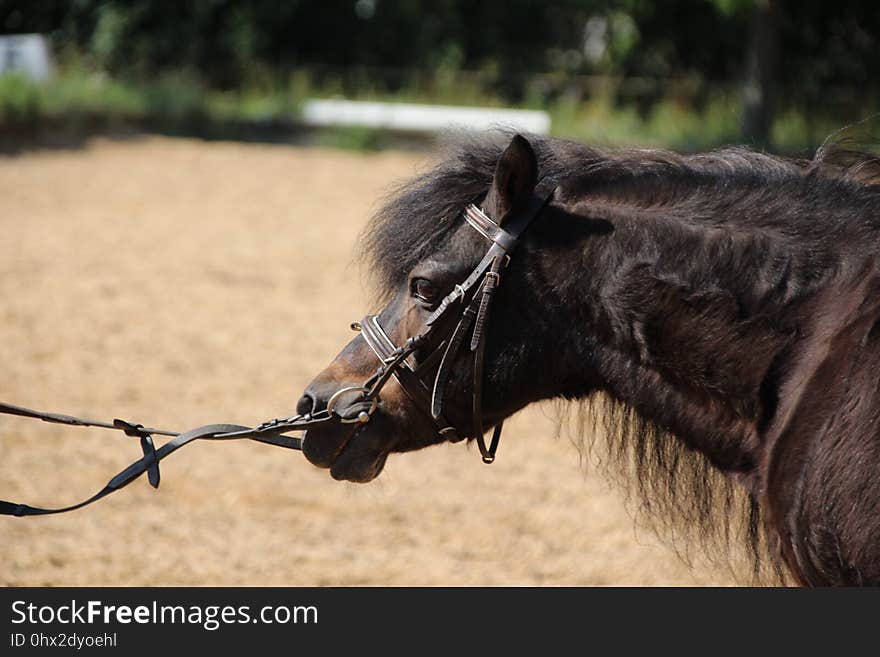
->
[410,278,438,303]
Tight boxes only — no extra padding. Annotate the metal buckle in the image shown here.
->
[326,386,378,424]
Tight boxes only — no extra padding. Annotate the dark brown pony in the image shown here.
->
[299,131,880,586]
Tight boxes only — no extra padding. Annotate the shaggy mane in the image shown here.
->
[363,130,880,299]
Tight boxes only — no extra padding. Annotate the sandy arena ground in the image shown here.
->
[0,136,739,586]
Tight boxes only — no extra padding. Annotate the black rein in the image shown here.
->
[0,400,330,517]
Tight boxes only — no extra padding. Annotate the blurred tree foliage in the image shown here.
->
[1,1,876,86]
[0,0,877,141]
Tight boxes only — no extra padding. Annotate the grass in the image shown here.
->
[0,65,867,154]
[548,93,742,150]
[0,69,301,127]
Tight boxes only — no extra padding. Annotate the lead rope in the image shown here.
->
[0,400,337,517]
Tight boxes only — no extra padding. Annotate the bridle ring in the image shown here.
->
[326,386,378,424]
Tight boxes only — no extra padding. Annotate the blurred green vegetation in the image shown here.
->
[0,66,301,130]
[0,63,862,153]
[0,1,877,152]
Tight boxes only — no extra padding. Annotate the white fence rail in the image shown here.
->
[301,99,551,135]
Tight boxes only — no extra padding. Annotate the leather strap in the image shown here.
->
[0,400,178,437]
[0,423,245,517]
[431,287,484,419]
[0,401,328,517]
[360,314,461,440]
[471,256,504,462]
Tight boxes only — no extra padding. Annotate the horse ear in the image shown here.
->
[487,134,538,222]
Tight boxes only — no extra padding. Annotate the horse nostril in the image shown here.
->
[297,392,318,416]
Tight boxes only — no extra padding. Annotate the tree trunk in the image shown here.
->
[742,0,779,147]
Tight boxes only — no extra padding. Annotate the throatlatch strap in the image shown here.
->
[477,422,503,464]
[471,255,505,462]
[430,290,484,419]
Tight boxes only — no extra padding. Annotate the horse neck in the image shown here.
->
[552,194,807,484]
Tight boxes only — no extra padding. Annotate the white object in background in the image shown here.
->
[0,34,53,81]
[301,99,551,135]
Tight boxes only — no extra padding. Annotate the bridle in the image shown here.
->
[0,177,556,516]
[353,176,558,462]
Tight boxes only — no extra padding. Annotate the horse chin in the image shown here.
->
[302,419,393,483]
[329,440,389,483]
[302,406,446,482]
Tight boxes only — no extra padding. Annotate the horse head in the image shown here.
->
[298,134,597,481]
